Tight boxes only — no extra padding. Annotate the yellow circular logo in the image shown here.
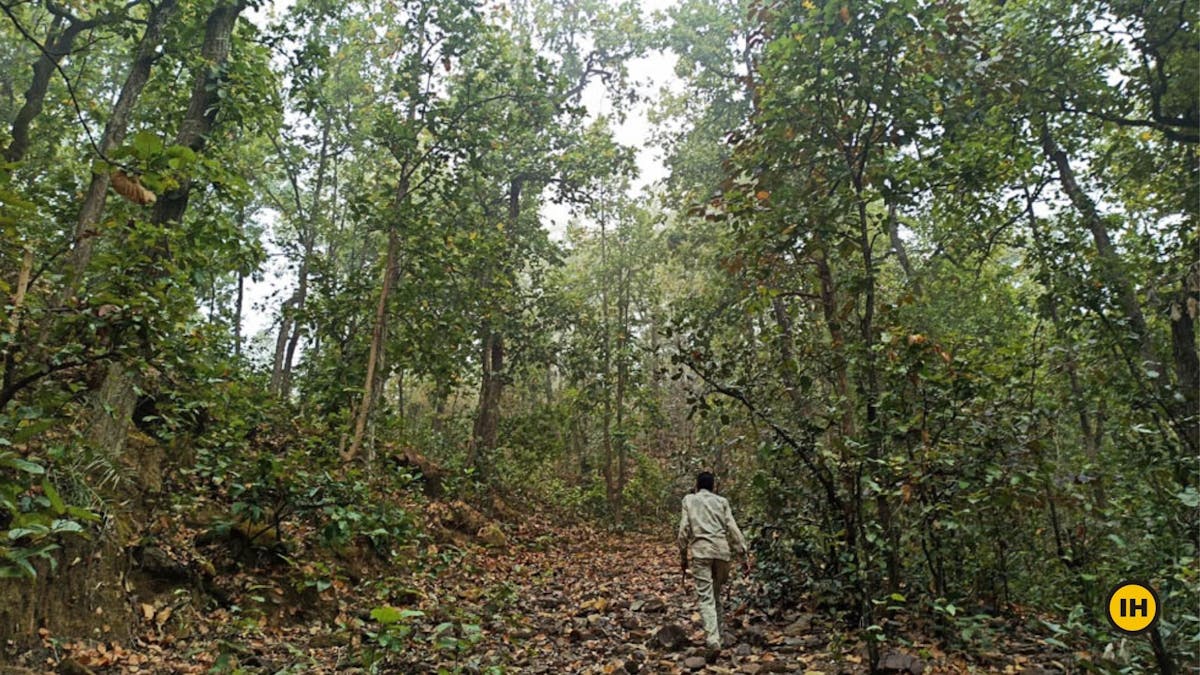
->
[1105,581,1160,635]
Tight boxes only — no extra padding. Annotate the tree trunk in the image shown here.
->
[470,329,504,473]
[1169,268,1200,465]
[1041,123,1197,455]
[468,179,521,477]
[614,263,630,522]
[234,273,244,358]
[770,296,807,410]
[1040,124,1154,364]
[279,249,311,397]
[854,189,900,597]
[1027,187,1107,510]
[151,0,245,228]
[597,203,615,513]
[269,299,293,392]
[431,382,448,434]
[272,122,330,397]
[233,205,245,358]
[3,12,93,163]
[60,0,180,298]
[344,175,406,461]
[813,241,855,439]
[0,248,34,395]
[87,0,243,455]
[887,202,918,290]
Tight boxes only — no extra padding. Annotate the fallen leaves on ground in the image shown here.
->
[12,509,1079,674]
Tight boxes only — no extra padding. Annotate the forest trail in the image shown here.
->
[18,505,1070,675]
[456,526,851,675]
[369,517,1080,674]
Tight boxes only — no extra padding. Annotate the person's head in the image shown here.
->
[696,471,715,492]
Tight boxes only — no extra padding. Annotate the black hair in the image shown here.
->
[696,471,715,492]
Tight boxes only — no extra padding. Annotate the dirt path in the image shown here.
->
[393,518,1059,674]
[19,513,1062,674]
[393,519,871,674]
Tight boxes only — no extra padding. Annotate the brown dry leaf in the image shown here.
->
[141,603,155,621]
[155,607,172,626]
[110,170,157,205]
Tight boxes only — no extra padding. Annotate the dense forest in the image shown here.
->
[0,0,1196,672]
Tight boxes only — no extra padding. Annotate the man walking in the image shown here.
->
[677,471,750,658]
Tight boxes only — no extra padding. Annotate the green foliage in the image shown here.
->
[0,445,99,579]
[654,0,1198,666]
[0,0,1194,667]
[363,605,486,673]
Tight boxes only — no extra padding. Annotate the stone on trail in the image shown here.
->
[683,655,708,670]
[782,613,814,635]
[877,651,926,674]
[652,623,689,651]
[640,597,667,613]
[740,626,768,647]
[477,522,507,548]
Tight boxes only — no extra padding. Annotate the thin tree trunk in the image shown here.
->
[469,179,521,476]
[344,184,405,461]
[269,302,293,393]
[597,202,615,512]
[813,241,854,439]
[151,0,245,228]
[233,205,245,358]
[432,381,448,434]
[273,123,330,397]
[887,202,918,290]
[1040,124,1154,363]
[614,263,629,522]
[2,11,96,163]
[0,248,34,394]
[1027,186,1108,509]
[1041,122,1197,455]
[470,330,504,471]
[234,273,244,358]
[770,296,806,410]
[1169,268,1200,466]
[812,232,865,609]
[278,259,308,397]
[59,0,179,298]
[849,178,899,596]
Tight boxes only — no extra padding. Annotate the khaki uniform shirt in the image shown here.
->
[677,489,748,561]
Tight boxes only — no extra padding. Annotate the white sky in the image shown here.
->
[240,0,683,357]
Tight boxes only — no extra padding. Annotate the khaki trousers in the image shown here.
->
[690,557,730,648]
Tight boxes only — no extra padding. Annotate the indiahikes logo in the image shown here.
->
[1105,581,1160,635]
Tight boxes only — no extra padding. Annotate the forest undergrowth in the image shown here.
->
[0,462,1115,675]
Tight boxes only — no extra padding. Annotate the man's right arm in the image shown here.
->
[723,499,751,571]
[677,497,691,572]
